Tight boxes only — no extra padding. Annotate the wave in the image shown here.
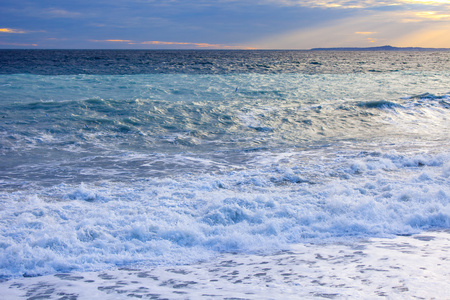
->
[357,100,401,109]
[1,89,448,191]
[0,149,448,278]
[1,90,448,155]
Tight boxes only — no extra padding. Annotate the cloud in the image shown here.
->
[140,40,256,49]
[138,0,394,9]
[390,10,450,22]
[140,40,221,48]
[105,39,133,43]
[262,0,395,8]
[90,39,133,43]
[45,37,68,41]
[0,28,27,34]
[262,0,450,9]
[92,39,256,49]
[253,9,450,48]
[414,11,450,20]
[43,8,82,18]
[0,42,37,46]
[403,0,450,4]
[2,0,448,49]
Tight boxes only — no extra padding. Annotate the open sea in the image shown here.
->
[0,50,449,298]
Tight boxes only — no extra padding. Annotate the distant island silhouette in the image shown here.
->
[310,45,450,51]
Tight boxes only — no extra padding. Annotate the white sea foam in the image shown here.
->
[0,148,448,278]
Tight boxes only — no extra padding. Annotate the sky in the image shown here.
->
[1,0,450,49]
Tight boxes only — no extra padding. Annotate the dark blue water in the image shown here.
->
[1,49,449,74]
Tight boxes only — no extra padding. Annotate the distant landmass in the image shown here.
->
[310,45,450,51]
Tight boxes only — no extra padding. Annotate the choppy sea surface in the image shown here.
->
[0,50,449,278]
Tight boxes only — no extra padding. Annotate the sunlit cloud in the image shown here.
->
[0,42,37,46]
[355,31,377,35]
[135,0,450,9]
[355,31,377,43]
[253,9,450,49]
[92,39,256,49]
[140,40,221,48]
[392,10,450,22]
[403,0,450,4]
[415,11,450,20]
[262,0,450,9]
[105,39,133,43]
[263,0,396,8]
[0,28,27,34]
[140,40,256,49]
[90,39,133,43]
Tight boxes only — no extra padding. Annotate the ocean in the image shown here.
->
[0,50,449,299]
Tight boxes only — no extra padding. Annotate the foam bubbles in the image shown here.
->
[0,148,448,278]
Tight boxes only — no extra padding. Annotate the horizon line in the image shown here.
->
[1,45,450,51]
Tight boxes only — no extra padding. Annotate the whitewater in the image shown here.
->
[0,50,449,299]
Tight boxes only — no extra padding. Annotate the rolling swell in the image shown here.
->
[1,90,448,191]
[2,87,448,152]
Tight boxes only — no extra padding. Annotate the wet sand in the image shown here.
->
[2,230,449,299]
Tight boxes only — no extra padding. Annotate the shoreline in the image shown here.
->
[1,230,449,299]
